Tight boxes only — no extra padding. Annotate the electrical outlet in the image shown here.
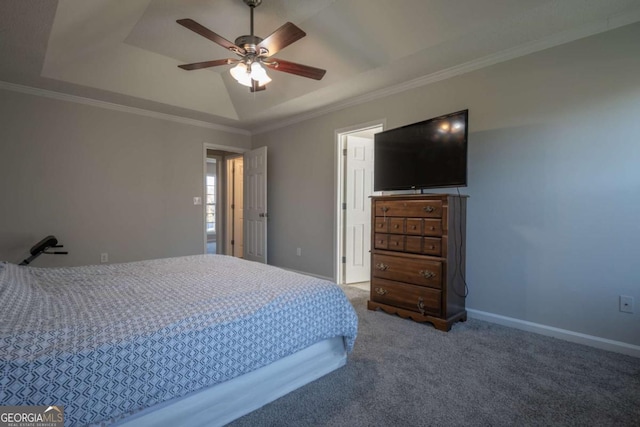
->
[296,248,302,256]
[193,197,202,205]
[620,295,634,313]
[101,253,109,263]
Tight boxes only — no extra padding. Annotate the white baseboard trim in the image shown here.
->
[467,309,640,358]
[282,267,334,282]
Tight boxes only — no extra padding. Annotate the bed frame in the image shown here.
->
[113,337,347,426]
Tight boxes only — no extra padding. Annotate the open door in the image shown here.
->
[336,123,382,284]
[243,146,267,263]
[344,135,374,283]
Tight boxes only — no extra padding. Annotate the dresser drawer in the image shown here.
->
[374,233,388,250]
[374,217,388,233]
[389,218,404,234]
[388,235,404,251]
[406,218,422,235]
[423,219,443,236]
[372,254,442,288]
[422,237,441,256]
[405,236,422,253]
[371,278,442,317]
[375,200,442,218]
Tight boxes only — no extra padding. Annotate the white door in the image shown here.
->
[244,146,267,263]
[345,135,374,283]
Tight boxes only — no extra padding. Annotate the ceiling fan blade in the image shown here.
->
[256,22,305,57]
[264,59,326,80]
[250,80,267,93]
[178,59,236,71]
[177,19,245,54]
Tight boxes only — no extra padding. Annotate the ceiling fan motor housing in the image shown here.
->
[234,35,265,55]
[243,0,262,7]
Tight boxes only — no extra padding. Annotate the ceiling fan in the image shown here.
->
[177,0,326,92]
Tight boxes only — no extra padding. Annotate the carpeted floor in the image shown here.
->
[229,286,640,427]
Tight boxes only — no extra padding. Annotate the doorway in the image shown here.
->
[203,144,267,263]
[203,144,246,257]
[336,122,384,285]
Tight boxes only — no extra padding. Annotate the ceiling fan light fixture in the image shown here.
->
[230,62,252,87]
[250,62,272,86]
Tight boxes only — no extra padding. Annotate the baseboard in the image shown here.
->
[467,309,640,358]
[282,267,334,282]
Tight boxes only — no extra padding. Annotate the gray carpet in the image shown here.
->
[229,286,640,427]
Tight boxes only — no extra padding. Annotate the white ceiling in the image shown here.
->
[2,0,640,133]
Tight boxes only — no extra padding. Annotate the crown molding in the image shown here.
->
[252,11,640,135]
[0,81,251,136]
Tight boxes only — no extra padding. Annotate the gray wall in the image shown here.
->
[252,23,640,346]
[0,90,250,266]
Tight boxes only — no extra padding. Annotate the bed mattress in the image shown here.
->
[0,255,358,426]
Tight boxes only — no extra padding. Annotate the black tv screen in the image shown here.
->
[374,110,468,191]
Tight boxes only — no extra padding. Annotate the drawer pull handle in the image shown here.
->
[419,270,436,279]
[393,224,399,228]
[375,287,388,296]
[381,207,389,212]
[411,225,416,229]
[417,297,426,315]
[423,206,435,213]
[375,263,389,271]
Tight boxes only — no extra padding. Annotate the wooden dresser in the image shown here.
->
[367,194,467,331]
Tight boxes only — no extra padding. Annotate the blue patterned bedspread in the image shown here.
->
[0,255,358,426]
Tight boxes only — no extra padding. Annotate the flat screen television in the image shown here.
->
[374,109,468,191]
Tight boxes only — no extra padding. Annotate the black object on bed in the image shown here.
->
[18,235,68,265]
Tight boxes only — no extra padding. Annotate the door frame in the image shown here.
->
[334,120,385,284]
[225,155,244,257]
[205,156,222,253]
[202,143,248,254]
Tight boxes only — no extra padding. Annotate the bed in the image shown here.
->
[0,255,358,426]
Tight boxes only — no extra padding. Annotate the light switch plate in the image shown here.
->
[193,197,202,205]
